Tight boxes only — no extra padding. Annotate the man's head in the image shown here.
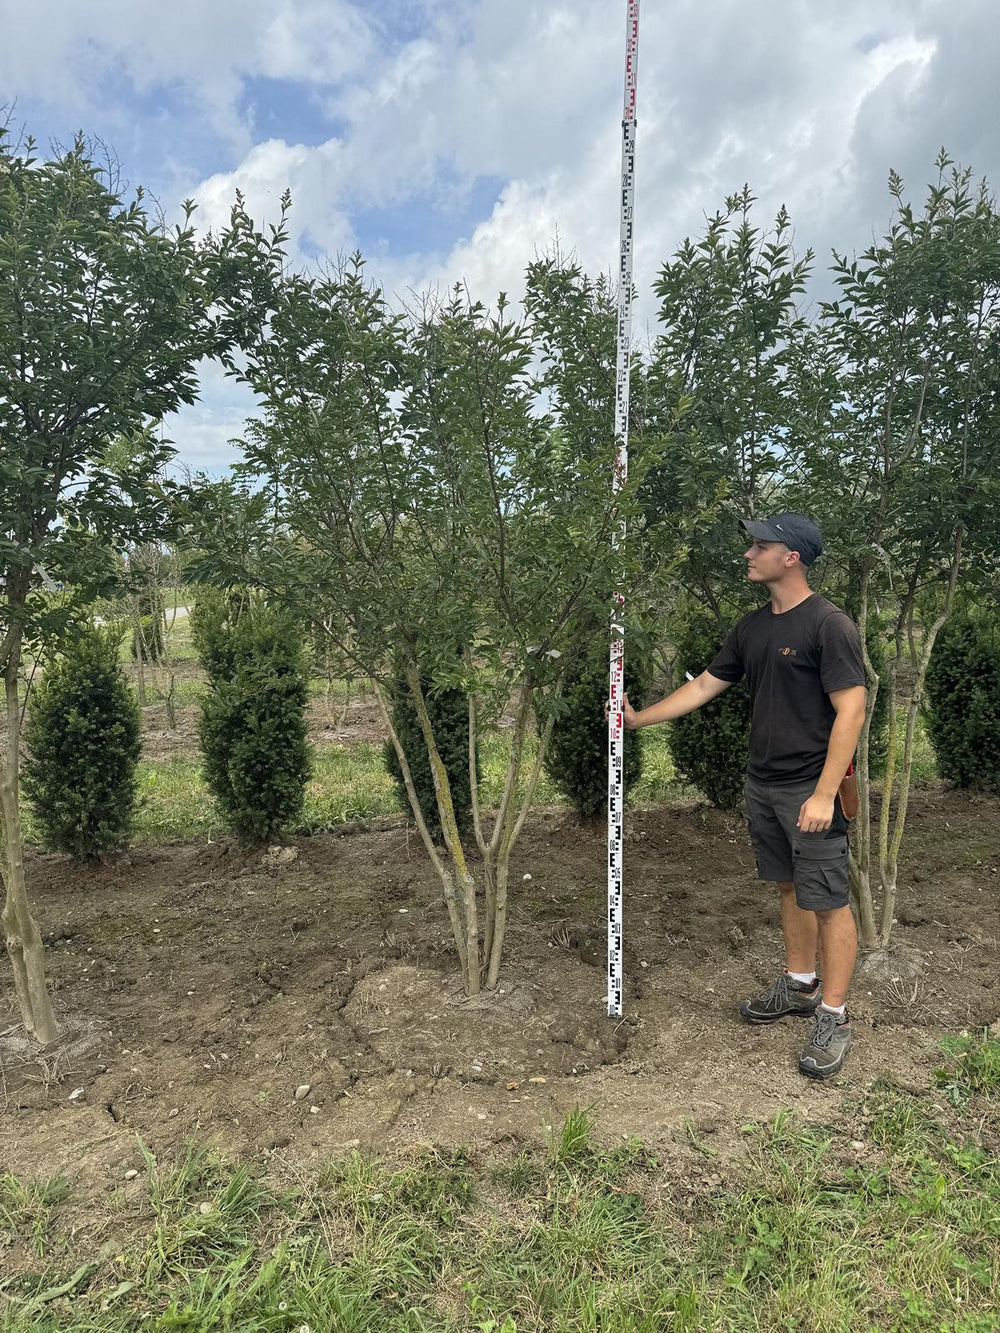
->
[741,513,823,586]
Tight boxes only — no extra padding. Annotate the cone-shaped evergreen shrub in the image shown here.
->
[925,604,1000,792]
[543,642,646,823]
[22,625,141,858]
[384,659,476,838]
[198,598,311,840]
[668,611,750,809]
[190,586,251,678]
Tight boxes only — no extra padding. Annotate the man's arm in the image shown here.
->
[608,670,733,731]
[797,685,867,833]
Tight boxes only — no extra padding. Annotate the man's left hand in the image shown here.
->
[797,793,835,833]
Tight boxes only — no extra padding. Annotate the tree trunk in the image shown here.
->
[848,851,878,951]
[372,682,471,989]
[878,531,963,944]
[0,636,58,1043]
[403,662,481,994]
[851,568,880,950]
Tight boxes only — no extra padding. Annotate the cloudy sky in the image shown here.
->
[4,0,998,473]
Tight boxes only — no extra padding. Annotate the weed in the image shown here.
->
[934,1029,1000,1106]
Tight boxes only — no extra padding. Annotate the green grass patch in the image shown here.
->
[934,1030,1000,1108]
[0,1174,69,1260]
[1,1086,997,1332]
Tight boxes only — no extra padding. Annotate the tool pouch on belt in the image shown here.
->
[838,761,859,820]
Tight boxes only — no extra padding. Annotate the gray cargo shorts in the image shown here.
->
[744,775,850,911]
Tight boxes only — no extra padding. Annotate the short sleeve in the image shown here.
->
[707,623,745,683]
[818,613,867,693]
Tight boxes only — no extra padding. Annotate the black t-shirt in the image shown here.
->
[707,594,866,784]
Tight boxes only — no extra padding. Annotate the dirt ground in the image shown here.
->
[3,781,998,1225]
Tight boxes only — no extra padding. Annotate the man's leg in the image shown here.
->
[779,879,819,974]
[814,904,857,1009]
[740,780,824,1023]
[796,875,856,1080]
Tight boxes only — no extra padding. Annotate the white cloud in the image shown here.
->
[0,0,376,154]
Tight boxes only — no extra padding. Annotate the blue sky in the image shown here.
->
[4,0,1000,473]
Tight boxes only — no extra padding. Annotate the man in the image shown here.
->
[616,514,867,1079]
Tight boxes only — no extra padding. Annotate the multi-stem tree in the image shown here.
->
[187,249,678,995]
[797,156,1000,948]
[0,131,229,1042]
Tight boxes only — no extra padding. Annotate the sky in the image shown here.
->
[4,0,1000,474]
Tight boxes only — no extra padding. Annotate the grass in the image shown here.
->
[934,1030,1000,1108]
[1,1064,997,1332]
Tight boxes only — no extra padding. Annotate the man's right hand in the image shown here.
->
[604,692,640,730]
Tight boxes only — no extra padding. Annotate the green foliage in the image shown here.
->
[925,604,1000,792]
[667,610,751,810]
[197,599,310,841]
[189,586,252,678]
[934,1030,1000,1107]
[22,625,141,857]
[643,189,814,607]
[384,658,476,839]
[0,129,226,647]
[544,640,646,823]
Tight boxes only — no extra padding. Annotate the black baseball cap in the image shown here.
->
[740,512,823,566]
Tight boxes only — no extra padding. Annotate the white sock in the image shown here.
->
[787,970,816,985]
[820,1001,847,1017]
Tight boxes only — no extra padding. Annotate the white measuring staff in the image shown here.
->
[607,0,640,1019]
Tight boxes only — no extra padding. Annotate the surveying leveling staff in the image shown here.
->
[614,514,867,1080]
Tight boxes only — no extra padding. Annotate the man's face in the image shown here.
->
[744,538,798,582]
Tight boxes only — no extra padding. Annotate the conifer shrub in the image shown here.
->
[543,640,646,823]
[190,586,250,677]
[667,610,750,810]
[924,603,1000,792]
[197,597,311,840]
[384,658,476,838]
[22,624,141,858]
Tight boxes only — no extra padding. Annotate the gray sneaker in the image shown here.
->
[739,972,822,1024]
[799,1009,852,1080]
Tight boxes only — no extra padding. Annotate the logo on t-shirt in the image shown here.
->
[778,646,798,657]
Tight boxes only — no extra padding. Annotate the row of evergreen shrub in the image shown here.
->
[20,596,1000,860]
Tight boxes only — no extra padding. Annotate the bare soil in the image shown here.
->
[3,788,998,1219]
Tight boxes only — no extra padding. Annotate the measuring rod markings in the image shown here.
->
[608,0,640,1019]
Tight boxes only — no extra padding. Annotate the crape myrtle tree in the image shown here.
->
[0,130,231,1042]
[636,193,816,804]
[791,156,1000,949]
[186,239,680,995]
[643,188,815,620]
[524,255,656,817]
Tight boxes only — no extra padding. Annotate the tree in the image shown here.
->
[0,130,227,1041]
[185,244,683,995]
[794,156,1000,948]
[643,189,814,616]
